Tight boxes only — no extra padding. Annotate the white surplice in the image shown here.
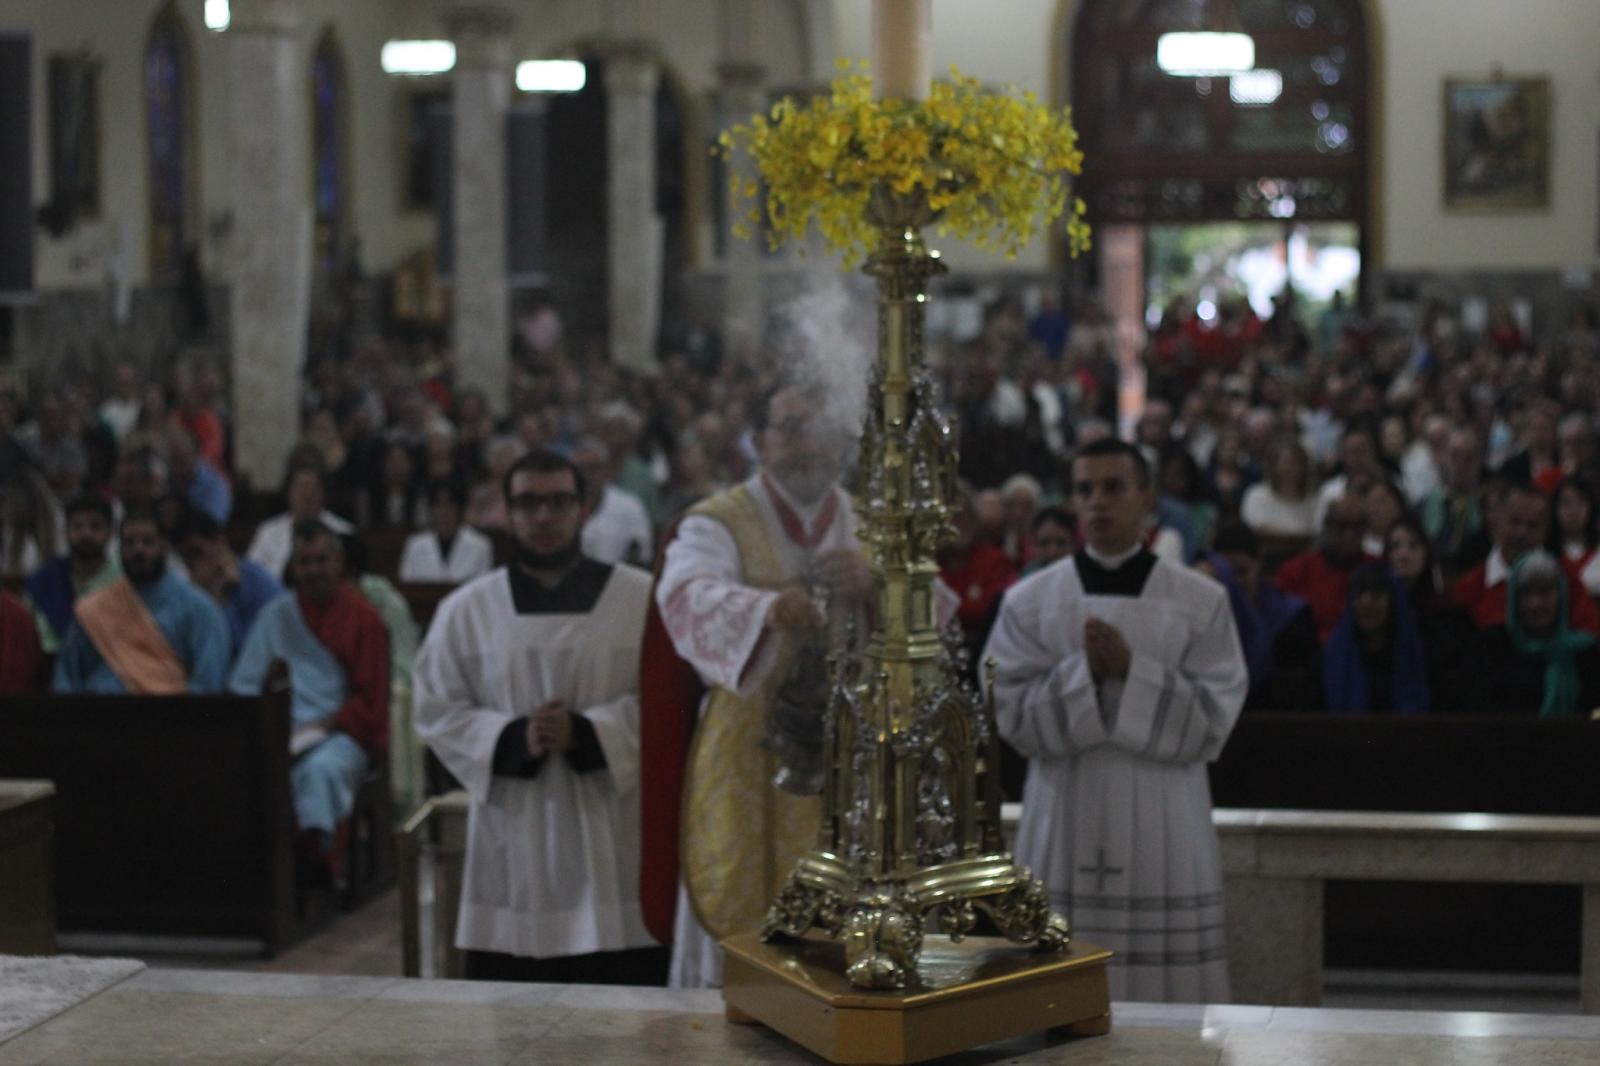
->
[983,550,1248,1003]
[654,474,858,987]
[412,565,655,958]
[398,527,494,584]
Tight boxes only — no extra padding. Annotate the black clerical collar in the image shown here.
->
[1074,547,1157,597]
[506,556,613,614]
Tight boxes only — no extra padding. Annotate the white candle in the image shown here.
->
[871,0,932,101]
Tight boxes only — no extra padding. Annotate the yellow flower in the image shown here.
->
[718,64,1089,266]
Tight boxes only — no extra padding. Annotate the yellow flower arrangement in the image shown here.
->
[716,61,1091,265]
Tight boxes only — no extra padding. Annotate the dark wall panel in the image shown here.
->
[0,35,34,299]
[505,103,547,287]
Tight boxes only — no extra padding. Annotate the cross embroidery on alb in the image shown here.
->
[1078,847,1123,891]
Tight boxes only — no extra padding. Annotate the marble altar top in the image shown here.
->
[2,965,1599,1064]
[0,780,53,814]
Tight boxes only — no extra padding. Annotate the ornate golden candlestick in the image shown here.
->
[759,187,1068,989]
[716,55,1107,1063]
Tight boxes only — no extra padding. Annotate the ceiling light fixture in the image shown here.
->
[381,40,456,76]
[516,60,587,93]
[1230,68,1283,105]
[1157,32,1255,77]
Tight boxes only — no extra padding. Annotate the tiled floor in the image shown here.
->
[140,890,406,978]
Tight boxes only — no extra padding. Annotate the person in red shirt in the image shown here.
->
[0,589,44,693]
[939,494,1018,649]
[1274,494,1377,643]
[228,521,390,883]
[1533,414,1597,496]
[172,369,228,476]
[1453,481,1600,633]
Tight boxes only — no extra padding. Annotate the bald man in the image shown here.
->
[1273,495,1377,643]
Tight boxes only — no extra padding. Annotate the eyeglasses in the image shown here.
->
[509,491,580,514]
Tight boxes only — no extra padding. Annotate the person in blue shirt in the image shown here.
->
[23,492,120,653]
[165,426,232,525]
[172,505,285,657]
[52,507,230,694]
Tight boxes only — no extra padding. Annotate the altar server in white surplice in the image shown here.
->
[984,438,1248,1003]
[413,450,666,985]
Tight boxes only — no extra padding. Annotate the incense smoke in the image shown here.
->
[773,269,877,448]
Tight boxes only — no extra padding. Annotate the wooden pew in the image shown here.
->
[0,688,301,953]
[360,527,413,583]
[1210,714,1600,976]
[397,581,458,637]
[1211,714,1600,816]
[0,685,393,956]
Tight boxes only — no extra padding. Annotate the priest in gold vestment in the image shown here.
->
[642,384,872,987]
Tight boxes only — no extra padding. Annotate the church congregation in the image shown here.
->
[5,271,1600,993]
[3,0,1600,1030]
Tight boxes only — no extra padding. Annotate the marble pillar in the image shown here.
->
[605,46,660,375]
[446,4,513,410]
[226,0,307,490]
[716,61,767,360]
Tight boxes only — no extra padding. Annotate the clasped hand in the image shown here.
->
[1084,617,1131,683]
[525,699,573,757]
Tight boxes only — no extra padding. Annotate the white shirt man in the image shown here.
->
[984,438,1248,1003]
[413,451,663,984]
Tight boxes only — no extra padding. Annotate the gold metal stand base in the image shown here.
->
[721,932,1113,1064]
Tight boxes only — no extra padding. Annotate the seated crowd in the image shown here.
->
[1,291,1598,886]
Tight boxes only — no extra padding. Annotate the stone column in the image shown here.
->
[226,0,307,491]
[604,46,660,375]
[446,4,514,410]
[716,60,767,360]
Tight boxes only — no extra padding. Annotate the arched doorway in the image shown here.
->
[1070,0,1370,351]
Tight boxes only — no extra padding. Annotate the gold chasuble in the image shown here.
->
[681,485,823,940]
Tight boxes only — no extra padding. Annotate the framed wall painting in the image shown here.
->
[48,51,100,224]
[1443,76,1550,211]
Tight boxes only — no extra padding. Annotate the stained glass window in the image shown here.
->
[312,33,346,270]
[144,5,192,278]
